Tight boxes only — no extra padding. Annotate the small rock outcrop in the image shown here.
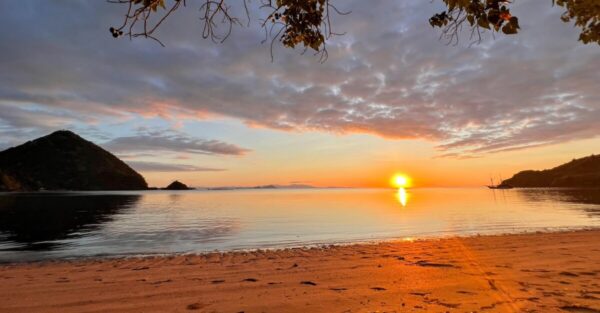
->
[0,130,148,191]
[163,180,193,190]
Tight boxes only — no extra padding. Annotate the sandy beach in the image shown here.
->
[1,230,599,313]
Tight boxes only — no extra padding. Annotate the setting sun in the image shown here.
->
[391,174,411,188]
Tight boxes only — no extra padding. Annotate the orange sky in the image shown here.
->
[140,125,600,188]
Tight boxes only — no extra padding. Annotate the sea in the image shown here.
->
[1,187,599,262]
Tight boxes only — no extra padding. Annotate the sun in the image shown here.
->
[390,174,412,188]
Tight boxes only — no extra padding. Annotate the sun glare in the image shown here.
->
[391,174,411,188]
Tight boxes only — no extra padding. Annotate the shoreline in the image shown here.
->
[3,226,600,265]
[1,229,599,312]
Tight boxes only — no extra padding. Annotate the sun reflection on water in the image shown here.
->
[396,187,409,207]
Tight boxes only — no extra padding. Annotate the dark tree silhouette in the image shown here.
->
[430,0,599,45]
[429,0,521,45]
[107,0,599,58]
[108,0,348,61]
[554,0,600,44]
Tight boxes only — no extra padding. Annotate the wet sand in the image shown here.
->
[1,230,599,313]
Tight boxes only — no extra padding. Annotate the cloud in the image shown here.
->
[0,103,79,132]
[126,161,226,172]
[102,129,250,156]
[0,1,598,157]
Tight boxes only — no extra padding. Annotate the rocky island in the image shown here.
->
[503,154,600,187]
[0,130,148,191]
[163,180,194,190]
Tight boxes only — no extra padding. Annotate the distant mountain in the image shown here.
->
[0,130,148,191]
[503,154,600,188]
[205,184,316,191]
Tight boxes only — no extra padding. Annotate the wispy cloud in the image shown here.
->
[102,128,249,156]
[127,161,226,172]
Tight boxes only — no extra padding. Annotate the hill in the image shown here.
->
[503,154,600,187]
[0,130,148,191]
[163,180,194,190]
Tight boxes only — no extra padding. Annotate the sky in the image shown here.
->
[0,1,598,188]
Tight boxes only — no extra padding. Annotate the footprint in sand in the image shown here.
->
[329,287,347,292]
[560,271,579,277]
[457,290,477,295]
[242,278,258,282]
[424,298,460,308]
[300,281,317,286]
[186,303,207,310]
[579,272,597,276]
[414,260,457,268]
[480,301,504,311]
[487,279,498,290]
[579,292,600,300]
[560,305,600,313]
[542,291,566,297]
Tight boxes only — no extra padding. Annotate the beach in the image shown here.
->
[1,230,599,313]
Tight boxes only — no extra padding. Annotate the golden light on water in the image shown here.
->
[396,187,408,206]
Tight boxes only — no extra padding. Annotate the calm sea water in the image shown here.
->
[1,188,599,262]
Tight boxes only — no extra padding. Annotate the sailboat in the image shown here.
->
[486,176,514,189]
